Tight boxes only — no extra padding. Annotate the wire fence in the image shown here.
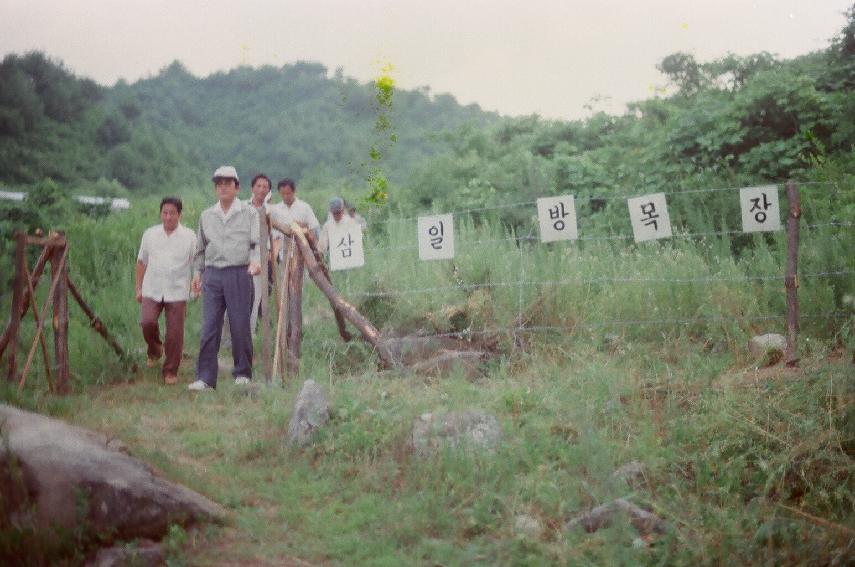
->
[318,180,854,348]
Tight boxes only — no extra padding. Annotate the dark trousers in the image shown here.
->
[141,298,186,377]
[196,266,254,387]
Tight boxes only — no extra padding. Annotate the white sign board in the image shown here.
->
[628,193,672,242]
[329,222,364,271]
[418,214,454,260]
[740,185,781,232]
[536,196,578,242]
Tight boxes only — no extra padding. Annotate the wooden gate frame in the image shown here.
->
[0,230,136,394]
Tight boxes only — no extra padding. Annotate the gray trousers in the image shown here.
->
[196,265,254,387]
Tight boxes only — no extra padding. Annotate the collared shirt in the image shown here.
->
[194,198,260,273]
[268,198,320,242]
[137,223,196,302]
[318,216,357,254]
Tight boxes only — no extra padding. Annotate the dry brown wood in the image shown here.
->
[784,181,800,366]
[4,233,27,382]
[288,223,396,369]
[18,246,67,392]
[68,279,137,372]
[272,241,293,383]
[0,243,51,361]
[306,238,352,342]
[24,234,66,247]
[24,264,54,392]
[259,211,272,382]
[52,242,70,394]
[286,241,304,377]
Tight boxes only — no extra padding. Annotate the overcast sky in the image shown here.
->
[1,0,851,119]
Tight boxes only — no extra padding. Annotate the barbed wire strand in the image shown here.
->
[348,270,855,299]
[370,180,841,227]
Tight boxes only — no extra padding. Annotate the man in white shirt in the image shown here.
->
[248,173,273,334]
[135,197,197,384]
[268,178,320,261]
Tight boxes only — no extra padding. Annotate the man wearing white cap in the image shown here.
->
[188,166,261,391]
[318,197,353,254]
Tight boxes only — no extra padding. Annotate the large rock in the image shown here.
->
[286,380,330,447]
[0,404,226,550]
[411,410,502,458]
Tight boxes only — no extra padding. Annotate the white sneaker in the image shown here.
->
[188,380,213,391]
[234,376,250,385]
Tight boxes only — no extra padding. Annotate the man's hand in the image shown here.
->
[135,289,143,303]
[247,262,261,276]
[191,275,202,297]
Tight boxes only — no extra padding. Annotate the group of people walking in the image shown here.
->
[134,165,364,390]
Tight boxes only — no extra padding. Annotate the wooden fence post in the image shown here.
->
[5,233,27,382]
[52,240,70,393]
[286,239,305,378]
[260,213,272,382]
[784,180,800,366]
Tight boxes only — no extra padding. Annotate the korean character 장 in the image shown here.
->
[749,192,771,223]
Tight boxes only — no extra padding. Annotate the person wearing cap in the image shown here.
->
[188,166,261,391]
[318,197,354,255]
[268,178,320,262]
[135,197,196,385]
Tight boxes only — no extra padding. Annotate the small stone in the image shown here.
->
[514,514,543,538]
[286,380,330,447]
[748,334,787,361]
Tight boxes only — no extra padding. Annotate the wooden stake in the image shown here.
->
[24,265,54,392]
[52,241,70,394]
[0,243,51,360]
[784,181,800,366]
[272,241,293,383]
[286,239,304,378]
[18,246,67,392]
[259,212,272,382]
[4,233,26,382]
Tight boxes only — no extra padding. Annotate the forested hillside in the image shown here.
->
[0,55,495,193]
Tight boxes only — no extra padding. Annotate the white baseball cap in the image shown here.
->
[212,165,239,182]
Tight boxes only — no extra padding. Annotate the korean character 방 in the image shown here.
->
[640,202,659,230]
[429,221,444,250]
[548,202,569,231]
[749,192,772,223]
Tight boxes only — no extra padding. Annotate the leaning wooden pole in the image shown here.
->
[281,222,396,369]
[272,242,293,383]
[784,180,800,366]
[68,279,137,372]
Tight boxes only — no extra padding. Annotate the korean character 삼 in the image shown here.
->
[749,192,772,223]
[336,233,354,258]
[640,202,659,230]
[548,202,569,231]
[429,221,444,250]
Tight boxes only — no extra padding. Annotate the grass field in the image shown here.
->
[1,181,853,565]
